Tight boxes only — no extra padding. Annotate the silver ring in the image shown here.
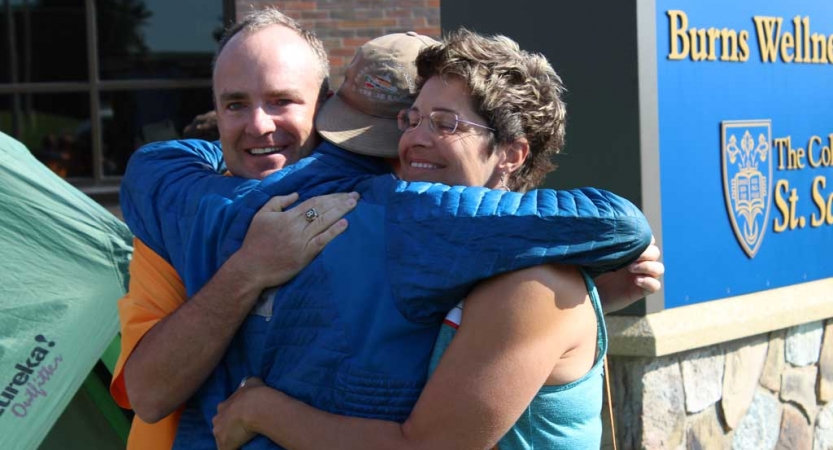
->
[305,208,319,223]
[239,377,249,389]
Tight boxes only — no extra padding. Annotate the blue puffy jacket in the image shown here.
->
[121,139,652,449]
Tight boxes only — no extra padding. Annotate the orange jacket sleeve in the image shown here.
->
[110,238,186,450]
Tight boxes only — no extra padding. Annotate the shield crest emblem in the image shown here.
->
[721,120,773,258]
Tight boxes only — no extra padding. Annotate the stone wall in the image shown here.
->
[235,0,441,87]
[604,319,833,449]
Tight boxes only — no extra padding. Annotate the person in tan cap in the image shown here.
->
[315,31,438,157]
[121,25,662,450]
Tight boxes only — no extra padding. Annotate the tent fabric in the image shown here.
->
[0,132,133,450]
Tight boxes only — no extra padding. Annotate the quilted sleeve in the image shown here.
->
[387,183,653,323]
[119,139,257,277]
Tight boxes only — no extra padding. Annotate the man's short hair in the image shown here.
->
[214,8,330,100]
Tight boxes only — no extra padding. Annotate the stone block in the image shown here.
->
[609,357,642,450]
[815,402,833,450]
[776,405,813,450]
[819,320,833,403]
[723,335,769,429]
[686,405,729,450]
[781,366,819,424]
[732,389,782,450]
[762,329,786,393]
[786,321,824,367]
[642,358,687,450]
[682,346,725,414]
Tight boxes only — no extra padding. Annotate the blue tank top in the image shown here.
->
[428,270,607,450]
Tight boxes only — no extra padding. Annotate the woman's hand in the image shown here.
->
[230,191,360,290]
[213,376,267,450]
[595,235,665,314]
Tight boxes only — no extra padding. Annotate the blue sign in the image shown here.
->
[656,0,833,308]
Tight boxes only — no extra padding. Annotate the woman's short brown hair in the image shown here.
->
[416,28,567,192]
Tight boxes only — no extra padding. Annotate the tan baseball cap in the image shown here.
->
[315,31,439,157]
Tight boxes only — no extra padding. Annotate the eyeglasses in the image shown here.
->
[396,109,495,136]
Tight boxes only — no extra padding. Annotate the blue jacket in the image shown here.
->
[121,139,652,449]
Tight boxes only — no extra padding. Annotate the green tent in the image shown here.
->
[0,132,133,449]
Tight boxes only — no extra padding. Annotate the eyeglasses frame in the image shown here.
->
[397,109,495,136]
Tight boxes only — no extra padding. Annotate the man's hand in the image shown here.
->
[213,377,267,450]
[595,236,664,314]
[229,192,359,290]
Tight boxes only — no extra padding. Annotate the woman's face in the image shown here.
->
[396,75,504,188]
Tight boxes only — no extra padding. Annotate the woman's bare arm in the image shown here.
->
[213,265,596,450]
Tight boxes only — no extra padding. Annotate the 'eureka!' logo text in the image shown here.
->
[0,335,63,419]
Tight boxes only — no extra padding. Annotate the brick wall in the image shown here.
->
[235,0,441,87]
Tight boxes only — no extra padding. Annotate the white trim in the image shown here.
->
[637,0,665,313]
[607,277,833,357]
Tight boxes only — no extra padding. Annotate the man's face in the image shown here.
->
[213,25,323,180]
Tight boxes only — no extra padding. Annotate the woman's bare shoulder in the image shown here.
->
[471,265,588,311]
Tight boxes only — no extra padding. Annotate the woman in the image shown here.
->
[210,29,657,449]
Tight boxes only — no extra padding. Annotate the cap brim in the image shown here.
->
[315,94,403,158]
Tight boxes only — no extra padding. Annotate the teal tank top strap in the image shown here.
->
[580,268,608,361]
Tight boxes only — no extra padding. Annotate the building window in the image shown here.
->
[0,0,232,187]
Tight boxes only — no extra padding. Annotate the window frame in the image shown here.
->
[0,0,234,187]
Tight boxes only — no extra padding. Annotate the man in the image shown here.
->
[109,9,358,449]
